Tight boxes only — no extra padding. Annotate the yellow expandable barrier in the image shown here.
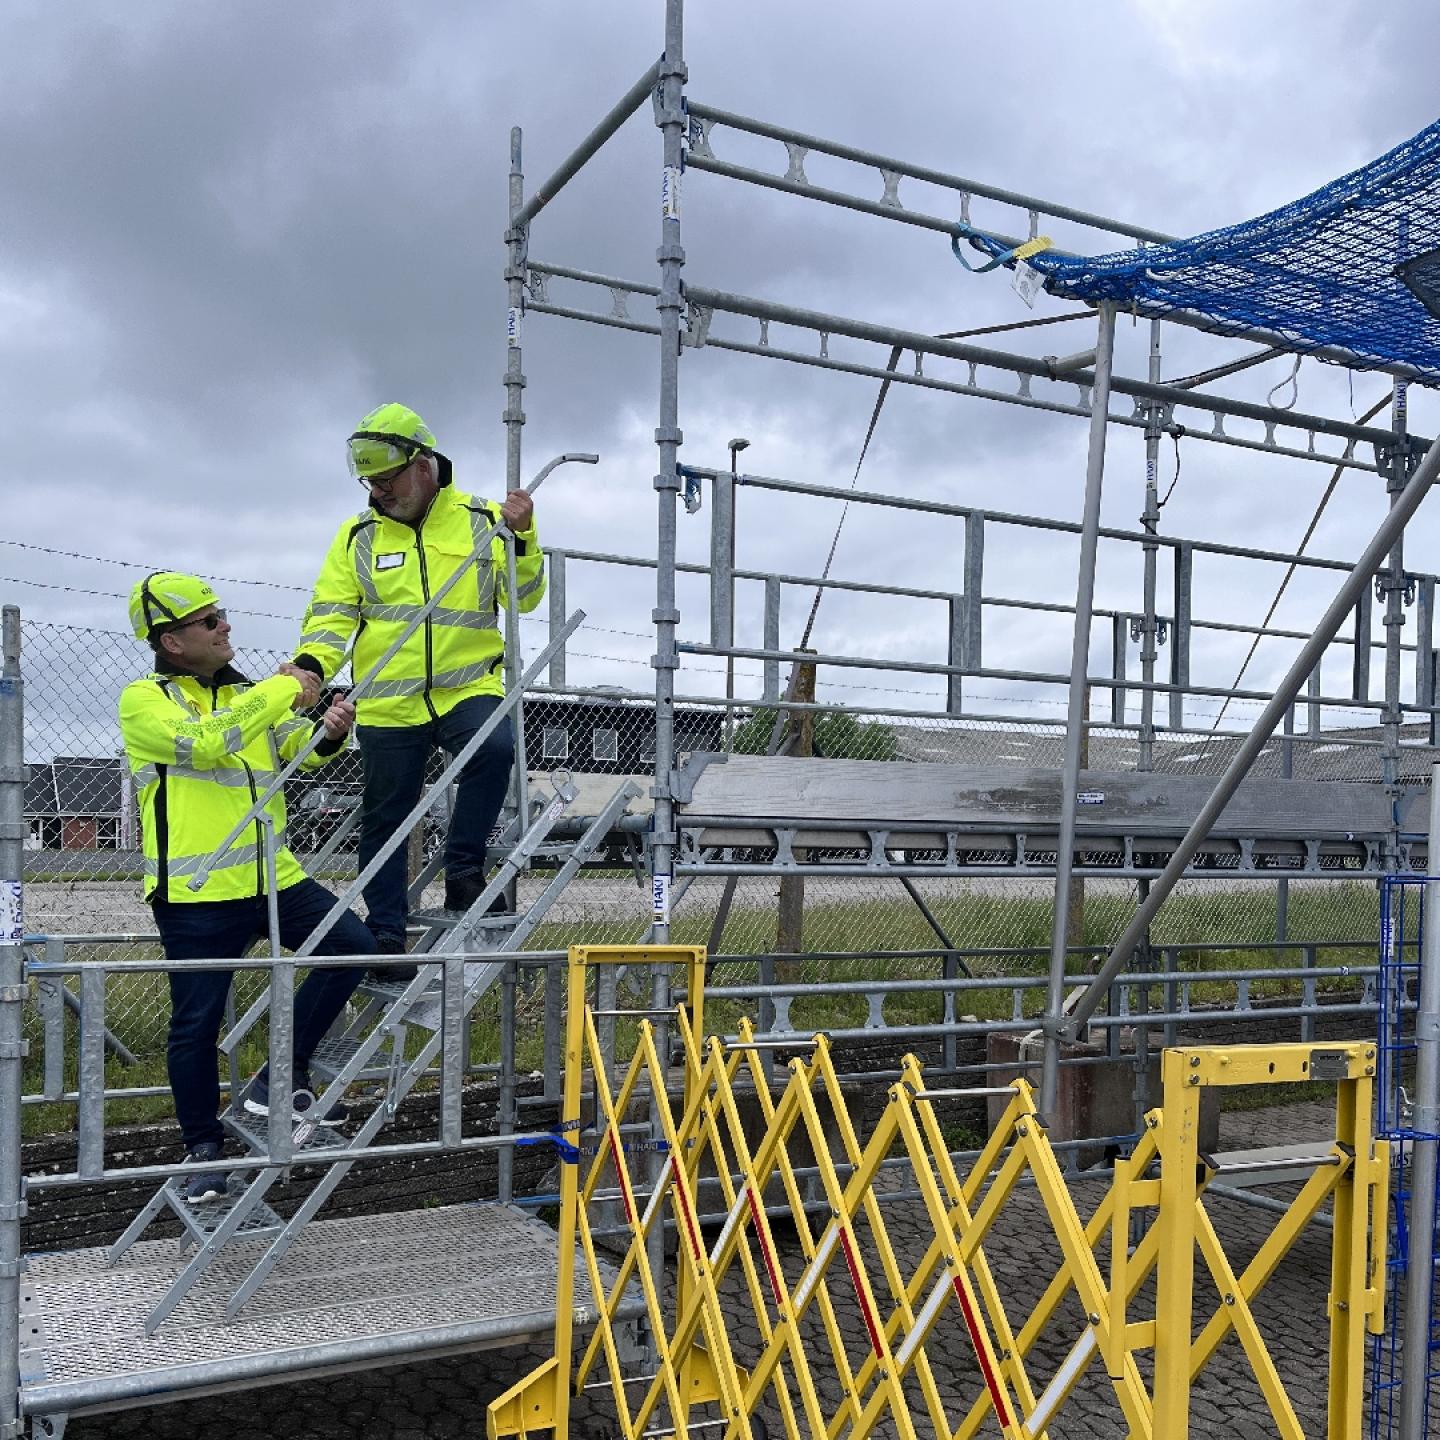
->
[488,947,1388,1440]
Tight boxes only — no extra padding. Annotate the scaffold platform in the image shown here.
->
[18,1202,634,1425]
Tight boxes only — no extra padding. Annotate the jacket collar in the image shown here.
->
[154,652,250,687]
[366,451,455,521]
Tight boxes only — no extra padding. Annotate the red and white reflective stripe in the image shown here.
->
[794,1225,839,1313]
[747,1186,785,1310]
[951,1274,1012,1431]
[895,1269,952,1370]
[709,1183,750,1265]
[671,1164,705,1263]
[640,1152,675,1233]
[839,1228,884,1360]
[1027,1326,1096,1435]
[608,1132,635,1226]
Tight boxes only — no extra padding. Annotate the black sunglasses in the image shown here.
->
[171,609,228,633]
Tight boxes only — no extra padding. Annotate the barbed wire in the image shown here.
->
[0,539,312,592]
[0,574,301,622]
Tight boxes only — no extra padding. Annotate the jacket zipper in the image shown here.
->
[413,517,440,721]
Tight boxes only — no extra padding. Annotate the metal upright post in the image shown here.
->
[505,128,528,497]
[651,0,686,947]
[648,0,687,1353]
[1068,428,1440,1036]
[1041,303,1116,1114]
[1277,702,1294,942]
[1139,319,1163,772]
[1381,381,1411,798]
[1400,760,1440,1439]
[0,608,24,1440]
[503,126,530,879]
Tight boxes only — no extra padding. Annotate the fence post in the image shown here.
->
[947,594,965,716]
[547,551,568,688]
[1351,577,1373,704]
[1111,614,1129,726]
[762,577,781,704]
[0,607,26,1440]
[1169,543,1192,730]
[1414,575,1434,709]
[1400,763,1440,1437]
[775,657,816,958]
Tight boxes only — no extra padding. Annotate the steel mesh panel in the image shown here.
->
[22,1203,617,1399]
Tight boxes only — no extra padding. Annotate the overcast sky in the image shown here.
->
[6,0,1440,750]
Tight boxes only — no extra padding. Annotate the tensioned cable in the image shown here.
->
[1200,390,1391,741]
[0,538,311,592]
[795,307,1093,651]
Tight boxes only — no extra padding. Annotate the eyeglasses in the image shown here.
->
[357,454,416,493]
[171,609,228,633]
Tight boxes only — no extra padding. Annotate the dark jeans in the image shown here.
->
[356,693,514,942]
[155,878,371,1150]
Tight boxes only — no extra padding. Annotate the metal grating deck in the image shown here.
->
[19,1201,631,1418]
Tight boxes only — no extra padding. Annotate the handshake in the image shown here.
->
[277,662,356,741]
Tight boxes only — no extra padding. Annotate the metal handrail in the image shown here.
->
[186,452,596,892]
[217,610,586,1055]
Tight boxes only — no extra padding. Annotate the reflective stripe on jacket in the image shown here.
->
[118,665,335,903]
[297,483,545,728]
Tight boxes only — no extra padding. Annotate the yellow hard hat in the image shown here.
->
[128,571,219,640]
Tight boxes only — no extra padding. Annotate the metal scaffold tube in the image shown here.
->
[513,57,662,230]
[1041,304,1116,1115]
[651,0,685,944]
[1067,427,1440,1038]
[0,608,22,1440]
[1401,762,1440,1438]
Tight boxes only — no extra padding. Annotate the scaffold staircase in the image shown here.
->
[107,770,642,1334]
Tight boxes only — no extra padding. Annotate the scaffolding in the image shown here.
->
[495,0,1440,1429]
[5,0,1440,1432]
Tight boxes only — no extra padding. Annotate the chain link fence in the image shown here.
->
[14,616,1420,1094]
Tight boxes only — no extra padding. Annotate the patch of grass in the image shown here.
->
[24,882,1381,1139]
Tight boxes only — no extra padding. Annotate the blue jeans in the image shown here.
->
[154,878,371,1150]
[356,693,514,943]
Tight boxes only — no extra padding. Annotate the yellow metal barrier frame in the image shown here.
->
[489,946,1389,1440]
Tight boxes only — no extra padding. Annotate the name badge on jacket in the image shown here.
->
[375,552,406,571]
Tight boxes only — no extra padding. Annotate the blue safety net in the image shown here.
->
[993,121,1440,385]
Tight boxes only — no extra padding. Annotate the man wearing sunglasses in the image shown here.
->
[288,405,544,960]
[120,572,371,1205]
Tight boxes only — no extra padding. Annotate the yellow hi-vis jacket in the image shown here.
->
[119,664,340,904]
[296,483,545,729]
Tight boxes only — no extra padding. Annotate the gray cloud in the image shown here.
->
[4,0,1440,727]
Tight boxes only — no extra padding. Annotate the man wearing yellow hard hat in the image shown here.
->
[120,573,371,1204]
[291,404,544,957]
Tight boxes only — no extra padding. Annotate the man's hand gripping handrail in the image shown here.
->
[186,452,597,893]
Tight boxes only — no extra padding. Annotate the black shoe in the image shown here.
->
[445,873,514,920]
[443,871,486,914]
[369,932,417,982]
[297,1064,350,1123]
[244,1064,350,1124]
[182,1141,229,1205]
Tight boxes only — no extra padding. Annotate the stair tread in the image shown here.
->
[307,1034,392,1081]
[223,1108,349,1154]
[165,1186,286,1239]
[412,907,518,929]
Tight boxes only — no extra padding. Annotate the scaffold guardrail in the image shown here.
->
[490,944,1388,1439]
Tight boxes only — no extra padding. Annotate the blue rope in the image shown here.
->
[949,221,1025,274]
[1027,119,1440,384]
